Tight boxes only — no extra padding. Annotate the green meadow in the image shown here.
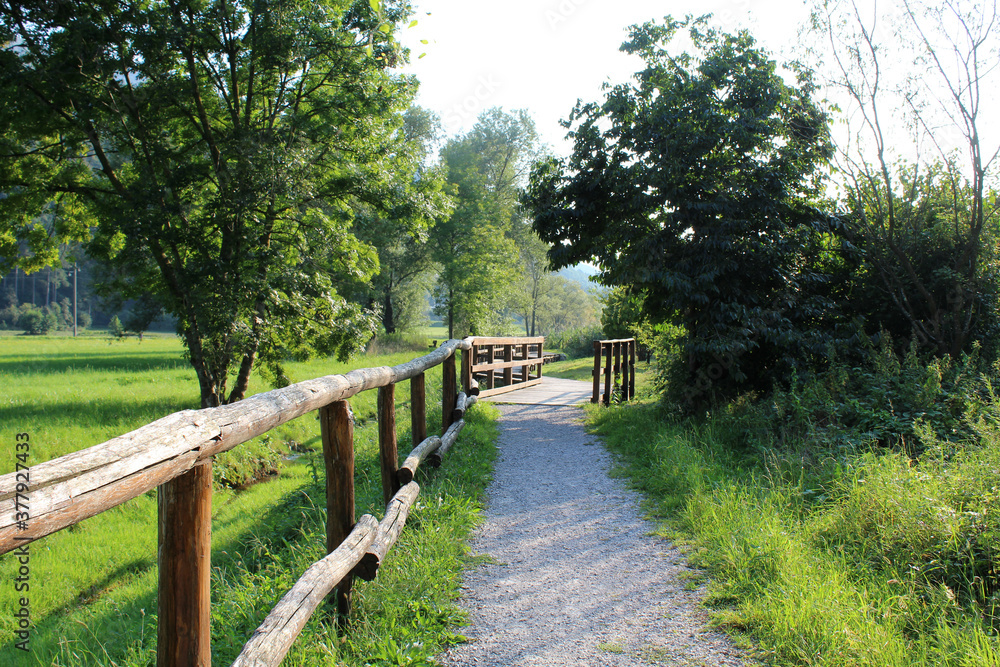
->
[0,333,498,665]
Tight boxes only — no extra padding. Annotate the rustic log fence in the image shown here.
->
[463,336,545,398]
[0,337,497,667]
[592,338,636,405]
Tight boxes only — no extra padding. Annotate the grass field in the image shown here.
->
[0,334,499,665]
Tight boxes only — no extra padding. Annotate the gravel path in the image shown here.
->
[436,404,751,667]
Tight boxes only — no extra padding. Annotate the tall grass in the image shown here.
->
[0,335,498,665]
[588,401,1000,667]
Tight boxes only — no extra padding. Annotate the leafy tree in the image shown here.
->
[808,0,1000,360]
[0,0,430,406]
[524,16,835,404]
[433,108,538,337]
[353,106,452,334]
[534,275,599,336]
[509,218,552,336]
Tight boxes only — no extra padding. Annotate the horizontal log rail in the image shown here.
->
[464,336,545,398]
[592,338,637,405]
[0,338,490,667]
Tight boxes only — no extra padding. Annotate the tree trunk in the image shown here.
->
[383,289,396,334]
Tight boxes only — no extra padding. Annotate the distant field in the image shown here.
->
[0,335,497,665]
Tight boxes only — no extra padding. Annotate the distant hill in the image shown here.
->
[557,264,602,294]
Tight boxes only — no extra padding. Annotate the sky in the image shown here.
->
[396,0,813,155]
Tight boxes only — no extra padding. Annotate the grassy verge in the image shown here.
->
[0,336,499,665]
[587,400,1000,667]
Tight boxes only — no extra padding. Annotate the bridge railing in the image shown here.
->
[0,338,488,667]
[462,336,545,398]
[592,338,636,405]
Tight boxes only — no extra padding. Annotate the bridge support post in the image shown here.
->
[320,400,355,622]
[158,463,212,667]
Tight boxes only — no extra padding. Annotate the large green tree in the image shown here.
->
[524,16,835,404]
[433,108,538,337]
[0,0,431,406]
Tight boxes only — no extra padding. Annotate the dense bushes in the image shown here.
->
[546,325,605,358]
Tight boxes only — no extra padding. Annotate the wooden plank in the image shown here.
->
[467,336,545,345]
[481,376,592,406]
[410,373,426,447]
[354,482,420,581]
[319,400,354,621]
[476,376,544,398]
[471,358,545,373]
[158,462,212,667]
[378,385,399,507]
[231,514,379,667]
[397,435,442,485]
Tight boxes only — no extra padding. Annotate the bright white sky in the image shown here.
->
[397,0,812,156]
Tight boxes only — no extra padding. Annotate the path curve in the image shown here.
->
[436,403,750,667]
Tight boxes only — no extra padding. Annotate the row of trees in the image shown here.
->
[0,0,597,407]
[525,1,999,410]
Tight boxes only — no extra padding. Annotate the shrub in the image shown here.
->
[17,305,58,335]
[546,325,605,359]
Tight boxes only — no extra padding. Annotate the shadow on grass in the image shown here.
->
[0,395,199,432]
[0,352,190,377]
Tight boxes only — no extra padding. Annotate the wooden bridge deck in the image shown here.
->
[480,376,592,406]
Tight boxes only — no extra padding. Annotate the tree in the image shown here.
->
[353,106,452,334]
[433,108,539,338]
[524,16,835,404]
[509,217,552,336]
[0,0,431,406]
[808,0,1000,360]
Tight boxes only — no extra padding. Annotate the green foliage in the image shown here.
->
[0,0,429,407]
[547,325,605,359]
[589,399,1000,666]
[434,108,538,337]
[16,304,58,334]
[525,16,835,408]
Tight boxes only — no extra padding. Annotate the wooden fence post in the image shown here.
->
[411,373,426,447]
[604,342,613,405]
[592,341,601,404]
[537,340,544,379]
[461,345,473,396]
[628,339,636,400]
[614,341,622,400]
[520,343,529,382]
[442,351,457,430]
[378,385,399,507]
[319,400,355,621]
[503,343,513,387]
[158,463,212,667]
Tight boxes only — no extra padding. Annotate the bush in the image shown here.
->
[547,325,605,359]
[17,305,58,335]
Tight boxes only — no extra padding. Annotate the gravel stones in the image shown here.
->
[435,404,751,667]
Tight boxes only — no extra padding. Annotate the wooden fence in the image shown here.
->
[592,338,636,405]
[0,338,492,667]
[463,336,545,398]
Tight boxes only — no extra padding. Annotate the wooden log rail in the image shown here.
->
[0,338,480,667]
[464,336,545,398]
[592,338,636,405]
